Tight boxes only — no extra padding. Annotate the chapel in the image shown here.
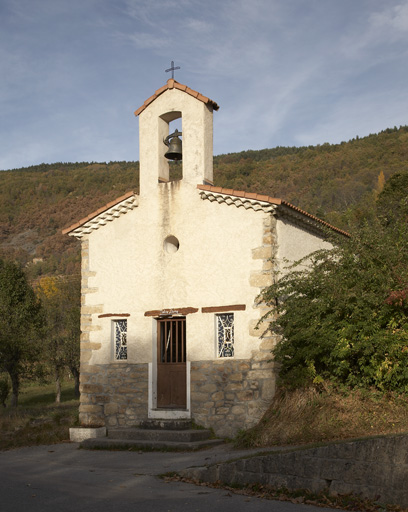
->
[63,79,347,437]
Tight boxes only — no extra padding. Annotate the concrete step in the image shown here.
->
[80,437,225,451]
[107,427,211,442]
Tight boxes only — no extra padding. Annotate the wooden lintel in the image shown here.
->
[144,307,198,317]
[98,313,130,318]
[201,304,246,313]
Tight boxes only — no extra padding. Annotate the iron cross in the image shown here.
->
[165,60,180,79]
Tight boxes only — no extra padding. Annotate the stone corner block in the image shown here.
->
[69,426,107,442]
[252,246,273,260]
[81,304,104,315]
[249,272,273,288]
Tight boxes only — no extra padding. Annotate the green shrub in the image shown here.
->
[262,176,408,392]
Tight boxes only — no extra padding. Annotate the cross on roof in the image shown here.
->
[165,60,180,79]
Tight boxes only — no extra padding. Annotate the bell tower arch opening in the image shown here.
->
[136,80,219,197]
[162,113,183,183]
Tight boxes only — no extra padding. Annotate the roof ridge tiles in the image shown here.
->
[62,190,136,235]
[63,184,350,238]
[134,79,219,117]
[196,184,349,237]
[174,82,187,91]
[256,193,271,202]
[186,86,199,98]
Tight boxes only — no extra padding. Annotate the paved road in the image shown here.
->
[0,442,343,512]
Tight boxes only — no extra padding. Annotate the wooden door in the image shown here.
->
[157,317,186,408]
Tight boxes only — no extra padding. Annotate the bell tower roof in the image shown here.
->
[134,79,219,117]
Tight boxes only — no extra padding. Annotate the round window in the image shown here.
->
[164,235,180,253]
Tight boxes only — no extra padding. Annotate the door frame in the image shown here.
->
[148,317,191,419]
[156,316,187,408]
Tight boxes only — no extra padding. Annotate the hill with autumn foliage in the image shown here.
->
[1,126,408,279]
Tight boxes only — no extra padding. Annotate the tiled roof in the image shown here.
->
[62,191,137,237]
[197,185,350,237]
[134,79,220,117]
[62,185,349,239]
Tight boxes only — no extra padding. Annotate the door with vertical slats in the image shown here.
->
[157,317,186,408]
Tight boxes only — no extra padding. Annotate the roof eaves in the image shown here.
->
[197,185,282,206]
[196,185,349,237]
[134,79,219,117]
[279,201,350,237]
[62,191,137,235]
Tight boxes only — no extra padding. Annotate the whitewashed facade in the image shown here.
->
[64,80,344,437]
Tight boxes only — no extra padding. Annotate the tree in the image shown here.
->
[376,171,408,221]
[262,174,408,391]
[36,276,80,401]
[0,260,44,406]
[0,374,10,407]
[375,170,386,196]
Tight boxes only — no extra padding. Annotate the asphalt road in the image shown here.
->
[0,442,344,512]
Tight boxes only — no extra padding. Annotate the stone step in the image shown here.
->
[77,420,224,452]
[107,427,212,443]
[138,419,193,430]
[80,437,224,451]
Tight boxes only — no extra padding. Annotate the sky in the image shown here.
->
[1,0,408,170]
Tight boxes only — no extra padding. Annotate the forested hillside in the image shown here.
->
[1,126,408,278]
[0,162,139,277]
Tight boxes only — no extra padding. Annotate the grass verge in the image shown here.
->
[0,380,79,450]
[235,385,408,448]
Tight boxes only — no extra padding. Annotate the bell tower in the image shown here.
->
[134,79,219,197]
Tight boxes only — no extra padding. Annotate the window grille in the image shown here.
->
[217,313,234,358]
[114,319,127,360]
[158,318,186,363]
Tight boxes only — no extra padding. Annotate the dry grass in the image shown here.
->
[235,385,408,448]
[0,381,79,450]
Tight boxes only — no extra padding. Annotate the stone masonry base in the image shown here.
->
[191,359,277,438]
[79,359,276,437]
[79,363,148,427]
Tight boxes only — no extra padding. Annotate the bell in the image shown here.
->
[164,129,182,161]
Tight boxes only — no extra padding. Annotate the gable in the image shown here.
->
[134,79,219,118]
[62,191,138,238]
[63,184,349,239]
[197,185,350,237]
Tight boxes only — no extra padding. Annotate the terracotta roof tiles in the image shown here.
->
[196,185,349,237]
[62,191,136,235]
[134,79,219,117]
[62,184,349,238]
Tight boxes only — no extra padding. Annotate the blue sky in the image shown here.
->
[1,0,408,170]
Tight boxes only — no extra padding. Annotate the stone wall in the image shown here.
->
[188,210,280,439]
[182,435,408,508]
[79,357,276,435]
[79,363,148,427]
[191,358,278,438]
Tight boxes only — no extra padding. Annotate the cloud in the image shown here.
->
[122,0,200,28]
[294,86,408,148]
[2,0,408,169]
[121,32,168,50]
[370,1,408,35]
[337,1,408,62]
